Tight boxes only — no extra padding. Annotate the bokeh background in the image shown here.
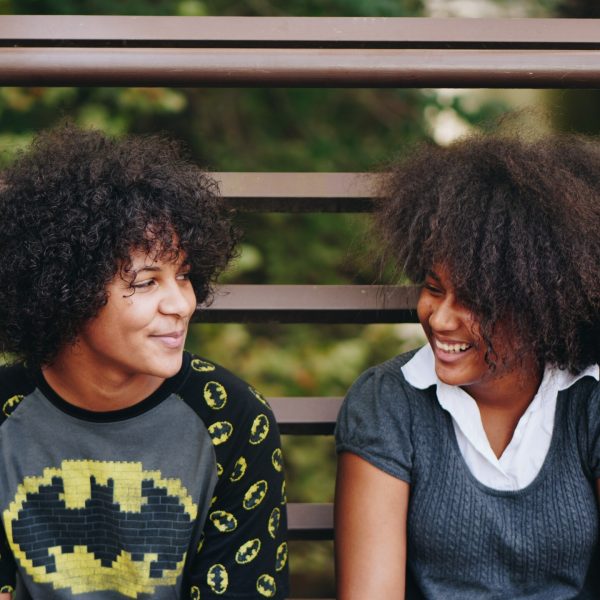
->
[1,0,598,595]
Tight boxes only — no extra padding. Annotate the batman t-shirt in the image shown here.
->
[0,353,288,599]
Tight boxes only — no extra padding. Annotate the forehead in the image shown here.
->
[122,245,187,272]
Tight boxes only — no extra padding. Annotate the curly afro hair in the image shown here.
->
[376,133,600,373]
[0,124,238,368]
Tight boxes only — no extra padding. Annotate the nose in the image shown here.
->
[159,281,196,318]
[429,295,462,333]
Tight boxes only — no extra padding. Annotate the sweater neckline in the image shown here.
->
[33,353,191,423]
[440,384,566,498]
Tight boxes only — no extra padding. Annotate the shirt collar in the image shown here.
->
[402,343,599,392]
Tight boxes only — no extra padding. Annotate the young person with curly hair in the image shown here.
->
[335,134,600,599]
[0,125,288,600]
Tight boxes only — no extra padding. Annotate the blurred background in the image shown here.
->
[1,0,598,595]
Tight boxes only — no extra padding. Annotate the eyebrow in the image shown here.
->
[425,270,441,282]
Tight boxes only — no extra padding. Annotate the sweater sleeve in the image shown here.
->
[335,361,414,483]
[585,379,600,479]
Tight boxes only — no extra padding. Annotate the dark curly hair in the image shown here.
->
[376,133,600,373]
[0,124,238,368]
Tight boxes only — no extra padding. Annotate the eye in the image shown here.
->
[131,279,156,290]
[423,281,442,295]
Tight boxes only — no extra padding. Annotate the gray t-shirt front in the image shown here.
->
[336,349,600,599]
[0,353,288,600]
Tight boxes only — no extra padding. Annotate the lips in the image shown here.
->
[150,330,185,350]
[433,337,473,363]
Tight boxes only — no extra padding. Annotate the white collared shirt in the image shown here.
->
[402,344,600,491]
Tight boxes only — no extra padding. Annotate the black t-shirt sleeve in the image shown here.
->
[181,359,288,599]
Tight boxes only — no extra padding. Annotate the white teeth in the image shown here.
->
[435,340,471,353]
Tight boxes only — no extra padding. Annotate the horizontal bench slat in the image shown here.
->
[199,285,420,324]
[217,172,377,212]
[2,16,600,47]
[288,502,333,541]
[4,47,600,87]
[270,397,342,435]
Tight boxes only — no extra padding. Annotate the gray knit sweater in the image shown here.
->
[335,350,600,599]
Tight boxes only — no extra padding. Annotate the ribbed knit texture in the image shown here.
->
[336,350,600,599]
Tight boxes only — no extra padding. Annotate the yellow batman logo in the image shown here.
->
[191,358,216,372]
[271,448,283,472]
[268,507,281,539]
[276,542,288,572]
[249,414,269,445]
[207,563,228,594]
[3,459,197,598]
[0,586,14,593]
[190,585,200,599]
[229,456,247,482]
[3,394,23,417]
[235,538,261,564]
[281,480,287,505]
[209,510,237,533]
[243,480,268,510]
[248,386,271,409]
[256,574,276,597]
[204,381,227,410]
[208,421,233,446]
[216,463,223,477]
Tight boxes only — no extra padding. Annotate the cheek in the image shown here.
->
[416,293,431,332]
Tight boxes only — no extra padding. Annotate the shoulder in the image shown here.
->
[0,362,35,421]
[177,354,277,458]
[343,348,427,412]
[178,354,270,419]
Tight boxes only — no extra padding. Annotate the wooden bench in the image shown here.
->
[2,14,599,598]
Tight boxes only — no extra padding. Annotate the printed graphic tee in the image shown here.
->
[0,353,288,599]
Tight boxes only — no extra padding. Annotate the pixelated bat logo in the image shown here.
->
[229,456,247,482]
[256,574,276,598]
[190,585,201,600]
[191,358,216,373]
[208,421,233,446]
[235,538,261,564]
[3,460,197,598]
[2,394,23,417]
[207,563,228,594]
[204,381,227,410]
[249,414,270,445]
[276,542,288,572]
[243,480,268,510]
[209,510,238,533]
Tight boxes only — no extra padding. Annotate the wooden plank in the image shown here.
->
[1,16,600,47]
[198,285,420,324]
[287,503,333,541]
[4,47,600,87]
[216,172,378,213]
[270,397,342,435]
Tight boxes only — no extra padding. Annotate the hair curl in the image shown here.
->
[0,124,238,367]
[376,133,600,373]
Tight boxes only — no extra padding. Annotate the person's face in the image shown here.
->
[76,248,197,381]
[417,264,518,401]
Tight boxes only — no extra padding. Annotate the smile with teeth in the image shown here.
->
[435,339,472,353]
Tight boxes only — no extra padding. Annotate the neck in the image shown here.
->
[42,351,165,412]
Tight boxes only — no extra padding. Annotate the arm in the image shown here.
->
[335,452,409,600]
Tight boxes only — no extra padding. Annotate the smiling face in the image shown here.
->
[74,248,197,383]
[417,264,537,404]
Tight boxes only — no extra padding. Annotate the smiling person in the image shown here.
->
[0,125,288,599]
[335,133,600,599]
